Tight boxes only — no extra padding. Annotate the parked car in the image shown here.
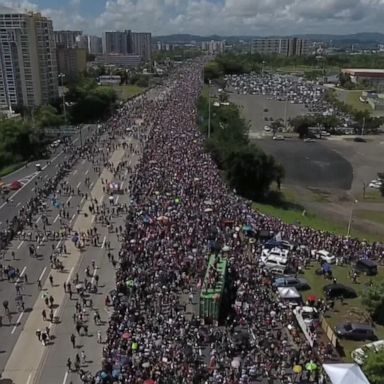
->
[354,259,378,276]
[323,283,357,299]
[351,340,384,365]
[311,249,336,264]
[273,276,310,290]
[335,323,376,341]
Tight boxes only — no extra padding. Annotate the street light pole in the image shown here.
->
[58,73,67,125]
[208,79,212,139]
[347,199,358,237]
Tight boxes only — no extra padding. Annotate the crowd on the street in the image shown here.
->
[89,61,384,384]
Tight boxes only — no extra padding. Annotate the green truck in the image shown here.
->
[199,254,228,322]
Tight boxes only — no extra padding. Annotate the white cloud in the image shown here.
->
[3,0,383,36]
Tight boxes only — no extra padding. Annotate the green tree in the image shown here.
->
[204,62,223,82]
[362,283,384,324]
[363,350,384,384]
[34,105,64,128]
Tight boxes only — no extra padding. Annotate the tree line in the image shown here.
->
[197,88,284,200]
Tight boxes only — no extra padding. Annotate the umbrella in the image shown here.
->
[204,208,213,213]
[305,361,318,371]
[231,358,241,369]
[112,369,121,379]
[142,362,150,368]
[293,365,302,374]
[307,295,317,302]
[122,332,129,339]
[144,380,156,384]
[100,371,108,379]
[222,245,231,252]
[132,341,138,350]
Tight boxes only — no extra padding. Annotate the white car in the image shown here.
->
[311,249,336,264]
[261,247,289,262]
[264,126,271,132]
[351,340,384,365]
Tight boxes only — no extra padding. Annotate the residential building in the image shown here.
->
[56,45,87,77]
[251,38,310,56]
[54,30,82,48]
[201,40,225,54]
[103,30,152,61]
[131,32,152,61]
[0,6,58,109]
[94,54,141,68]
[87,35,102,55]
[103,30,132,55]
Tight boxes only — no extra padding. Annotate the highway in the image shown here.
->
[0,88,161,384]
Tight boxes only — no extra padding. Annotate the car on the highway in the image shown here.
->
[335,323,376,341]
[311,249,336,264]
[264,126,271,132]
[323,283,357,299]
[272,276,310,290]
[9,180,22,190]
[273,135,285,141]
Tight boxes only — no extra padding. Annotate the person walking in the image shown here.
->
[66,358,72,372]
[49,275,53,286]
[97,330,102,344]
[70,333,76,348]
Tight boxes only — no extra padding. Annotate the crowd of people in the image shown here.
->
[91,61,384,384]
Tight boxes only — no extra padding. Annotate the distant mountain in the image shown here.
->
[154,32,384,46]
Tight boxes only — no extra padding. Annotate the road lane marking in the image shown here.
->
[66,267,74,285]
[51,150,64,162]
[115,196,120,204]
[99,196,104,204]
[15,266,27,285]
[91,215,95,224]
[35,215,41,224]
[53,214,60,224]
[17,241,24,249]
[101,236,106,249]
[80,196,85,204]
[26,373,32,384]
[73,169,78,175]
[76,182,81,188]
[11,312,24,334]
[39,267,47,282]
[70,213,75,223]
[55,240,62,249]
[91,266,98,286]
[62,371,69,384]
[66,196,72,204]
[85,169,89,175]
[16,202,21,207]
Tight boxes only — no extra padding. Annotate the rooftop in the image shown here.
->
[343,68,384,74]
[0,5,21,14]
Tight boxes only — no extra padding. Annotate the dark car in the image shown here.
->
[354,137,366,143]
[354,259,378,276]
[323,283,357,299]
[273,276,310,291]
[335,323,376,341]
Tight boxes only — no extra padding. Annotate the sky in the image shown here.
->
[2,0,384,36]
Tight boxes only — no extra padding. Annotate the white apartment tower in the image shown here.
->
[0,6,58,110]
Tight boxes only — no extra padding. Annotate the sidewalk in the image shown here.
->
[1,146,126,384]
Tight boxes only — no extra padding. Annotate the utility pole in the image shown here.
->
[284,97,288,129]
[208,79,212,139]
[347,199,358,237]
[58,73,67,126]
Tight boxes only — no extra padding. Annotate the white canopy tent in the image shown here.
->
[277,286,301,299]
[323,363,370,384]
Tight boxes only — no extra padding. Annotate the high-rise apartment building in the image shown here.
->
[0,6,58,110]
[252,38,310,56]
[87,35,102,55]
[56,45,87,77]
[131,32,152,61]
[54,30,82,49]
[102,30,152,61]
[103,30,132,55]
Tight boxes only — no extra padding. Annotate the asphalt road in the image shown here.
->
[0,125,96,232]
[255,138,354,190]
[0,86,164,383]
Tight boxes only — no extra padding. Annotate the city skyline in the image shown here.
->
[1,0,384,37]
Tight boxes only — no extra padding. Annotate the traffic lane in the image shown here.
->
[37,204,129,384]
